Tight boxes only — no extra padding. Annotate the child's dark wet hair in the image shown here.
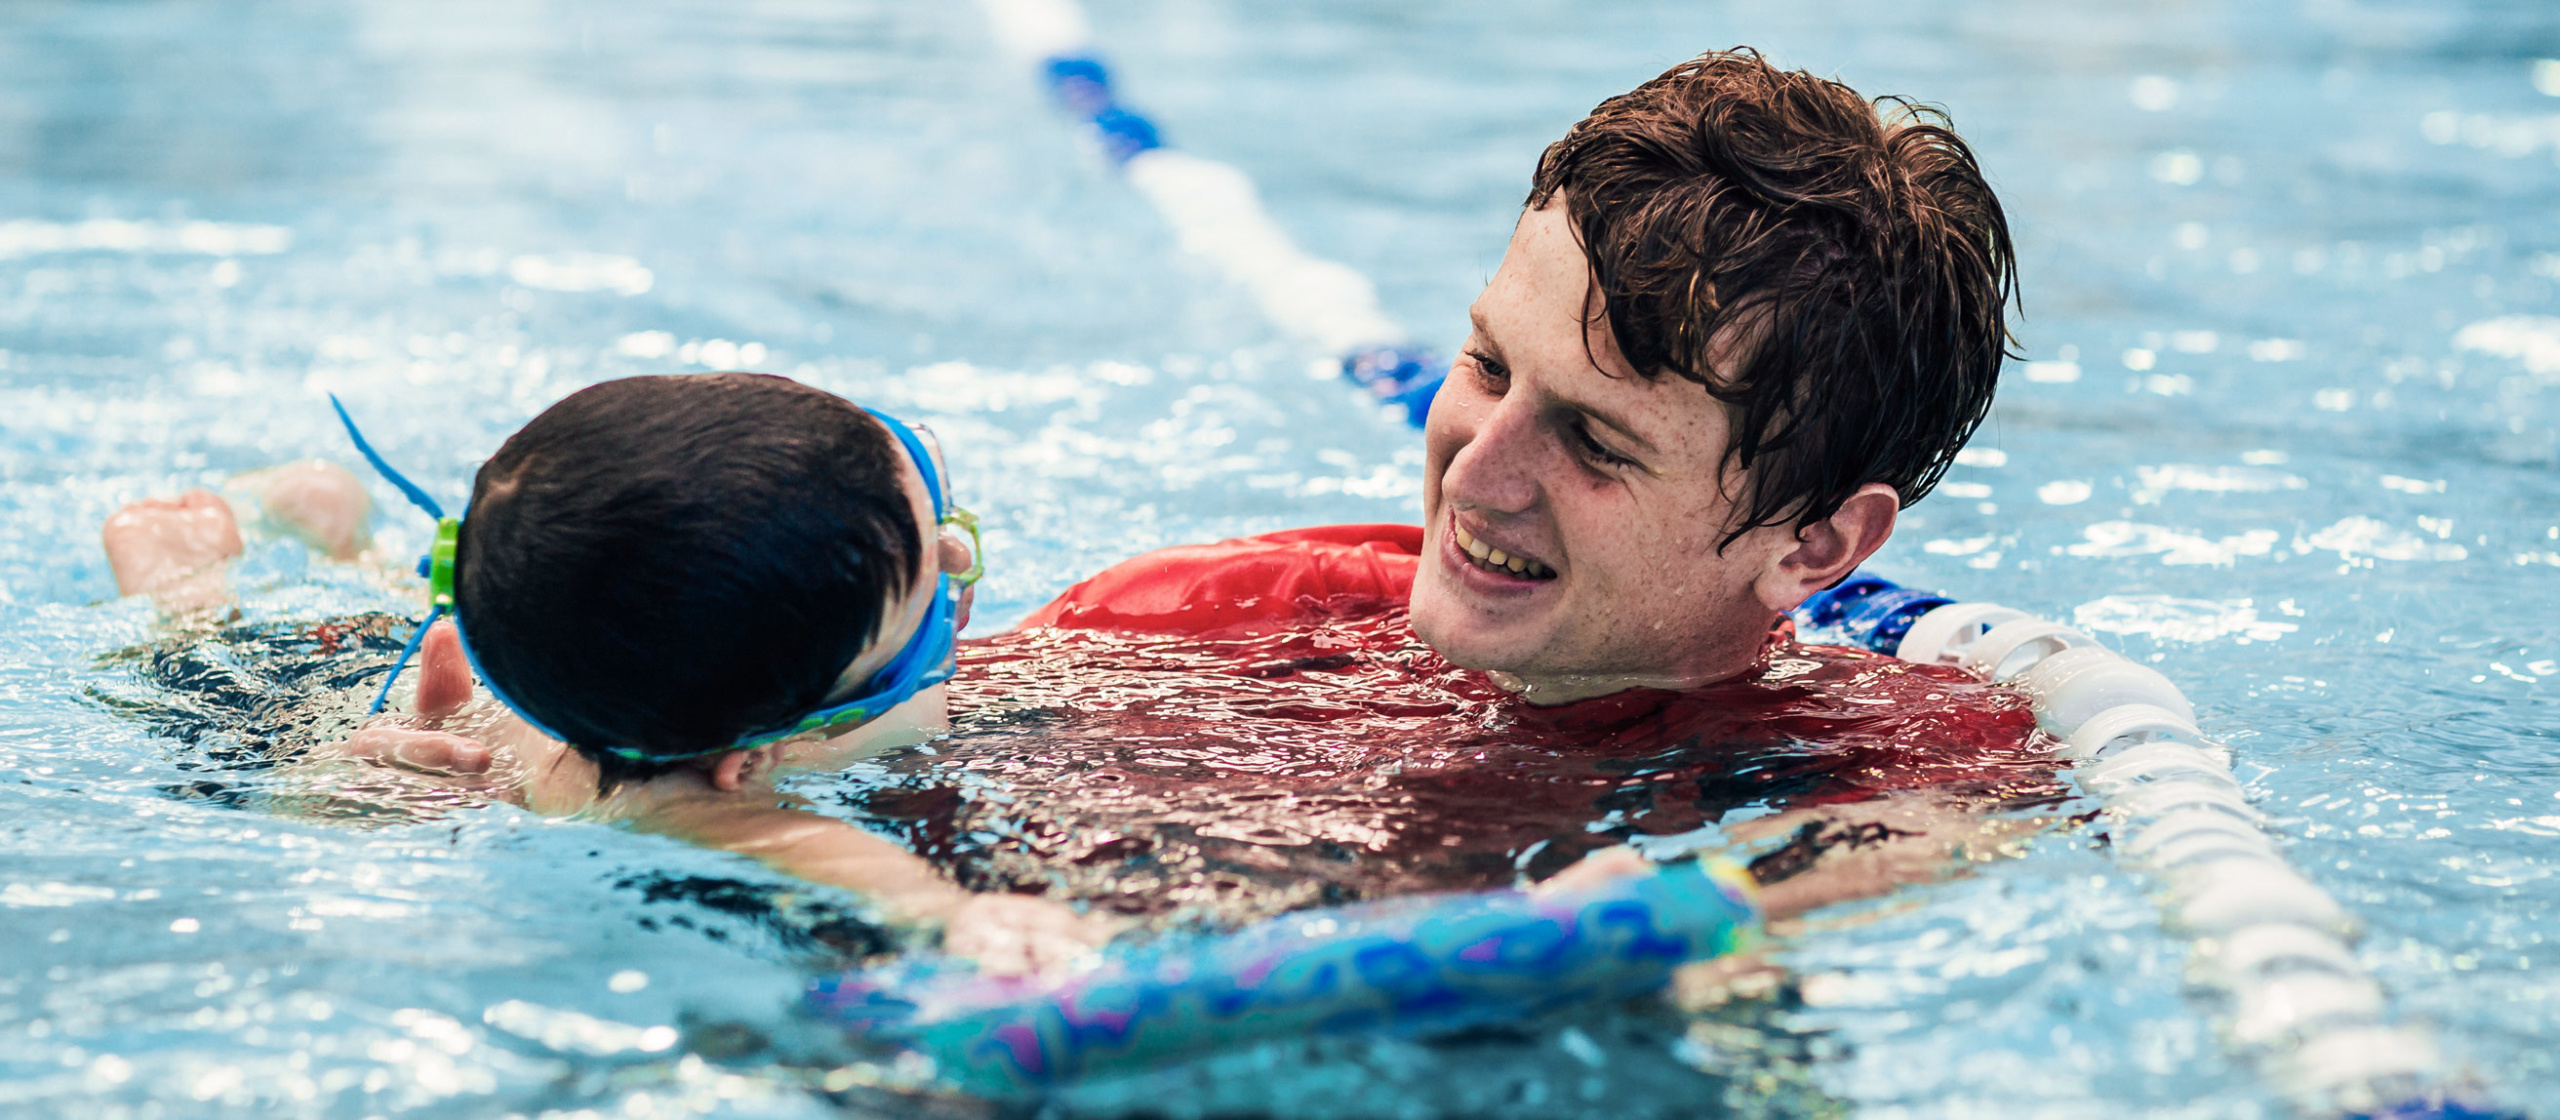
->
[454,373,923,786]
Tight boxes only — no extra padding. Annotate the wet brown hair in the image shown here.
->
[1530,48,2017,544]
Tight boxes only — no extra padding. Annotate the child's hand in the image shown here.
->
[322,621,499,778]
[231,460,371,559]
[334,724,493,777]
[102,489,244,612]
[407,616,475,717]
[1530,844,1653,896]
[941,893,1118,978]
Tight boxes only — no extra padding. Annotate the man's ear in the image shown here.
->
[707,745,781,792]
[1755,483,1899,612]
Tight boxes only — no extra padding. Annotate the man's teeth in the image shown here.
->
[1453,524,1554,579]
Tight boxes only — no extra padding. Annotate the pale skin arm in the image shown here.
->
[618,747,1114,976]
[102,489,248,615]
[336,620,1115,976]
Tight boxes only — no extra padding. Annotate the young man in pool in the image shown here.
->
[103,374,1111,975]
[978,49,2031,921]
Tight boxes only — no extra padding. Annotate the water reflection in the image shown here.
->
[814,606,2060,930]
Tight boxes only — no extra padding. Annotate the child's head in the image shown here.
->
[452,373,946,784]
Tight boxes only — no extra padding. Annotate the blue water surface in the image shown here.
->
[3,0,2559,1116]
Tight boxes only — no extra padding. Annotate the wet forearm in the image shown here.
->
[632,796,967,922]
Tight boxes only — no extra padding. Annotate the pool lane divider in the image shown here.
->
[975,0,1449,428]
[806,857,1761,1093]
[1796,578,2509,1120]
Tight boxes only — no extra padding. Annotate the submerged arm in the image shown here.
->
[1732,786,2057,921]
[606,763,1117,976]
[328,620,1112,975]
[1543,786,2067,1011]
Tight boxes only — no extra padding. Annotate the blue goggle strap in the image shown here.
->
[865,408,945,519]
[332,395,452,717]
[717,575,959,754]
[330,395,445,522]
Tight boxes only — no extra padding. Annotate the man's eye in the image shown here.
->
[1464,349,1509,386]
[1570,420,1636,469]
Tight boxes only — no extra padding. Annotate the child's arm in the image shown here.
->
[335,621,1113,975]
[614,767,1114,976]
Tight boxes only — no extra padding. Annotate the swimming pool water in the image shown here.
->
[4,0,2559,1115]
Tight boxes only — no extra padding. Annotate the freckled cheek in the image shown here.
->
[1551,482,1645,587]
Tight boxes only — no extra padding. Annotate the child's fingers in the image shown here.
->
[1669,953,1784,1011]
[944,894,1111,978]
[415,619,473,718]
[338,725,493,776]
[1529,844,1653,897]
[244,461,371,560]
[102,489,244,597]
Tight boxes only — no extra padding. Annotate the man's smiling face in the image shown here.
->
[1409,200,1826,696]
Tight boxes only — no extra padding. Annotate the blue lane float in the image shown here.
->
[807,859,1760,1093]
[1340,344,1448,430]
[1038,55,1162,164]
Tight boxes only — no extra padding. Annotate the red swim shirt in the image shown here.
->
[1013,523,1427,633]
[823,525,2052,924]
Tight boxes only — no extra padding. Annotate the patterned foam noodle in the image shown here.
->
[1795,574,2512,1120]
[807,859,1762,1094]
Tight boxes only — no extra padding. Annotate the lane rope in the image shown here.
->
[1796,577,2497,1119]
[976,0,1448,428]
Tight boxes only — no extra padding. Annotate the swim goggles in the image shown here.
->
[332,394,984,764]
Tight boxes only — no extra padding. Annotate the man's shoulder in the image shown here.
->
[1015,523,1423,634]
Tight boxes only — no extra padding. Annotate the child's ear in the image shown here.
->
[706,743,788,791]
[708,748,760,791]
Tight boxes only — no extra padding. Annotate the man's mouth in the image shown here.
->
[1452,522,1556,580]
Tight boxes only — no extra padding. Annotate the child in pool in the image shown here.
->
[102,373,1112,975]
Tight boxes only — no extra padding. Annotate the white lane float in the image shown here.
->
[975,0,1451,427]
[1799,576,2482,1118]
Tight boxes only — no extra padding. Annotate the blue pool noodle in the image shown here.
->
[1788,572,1954,654]
[808,859,1760,1092]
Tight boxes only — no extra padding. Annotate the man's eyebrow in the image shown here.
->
[1469,306,1658,457]
[1569,398,1659,457]
[1465,307,1502,359]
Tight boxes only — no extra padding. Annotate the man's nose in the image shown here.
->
[1440,392,1547,517]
